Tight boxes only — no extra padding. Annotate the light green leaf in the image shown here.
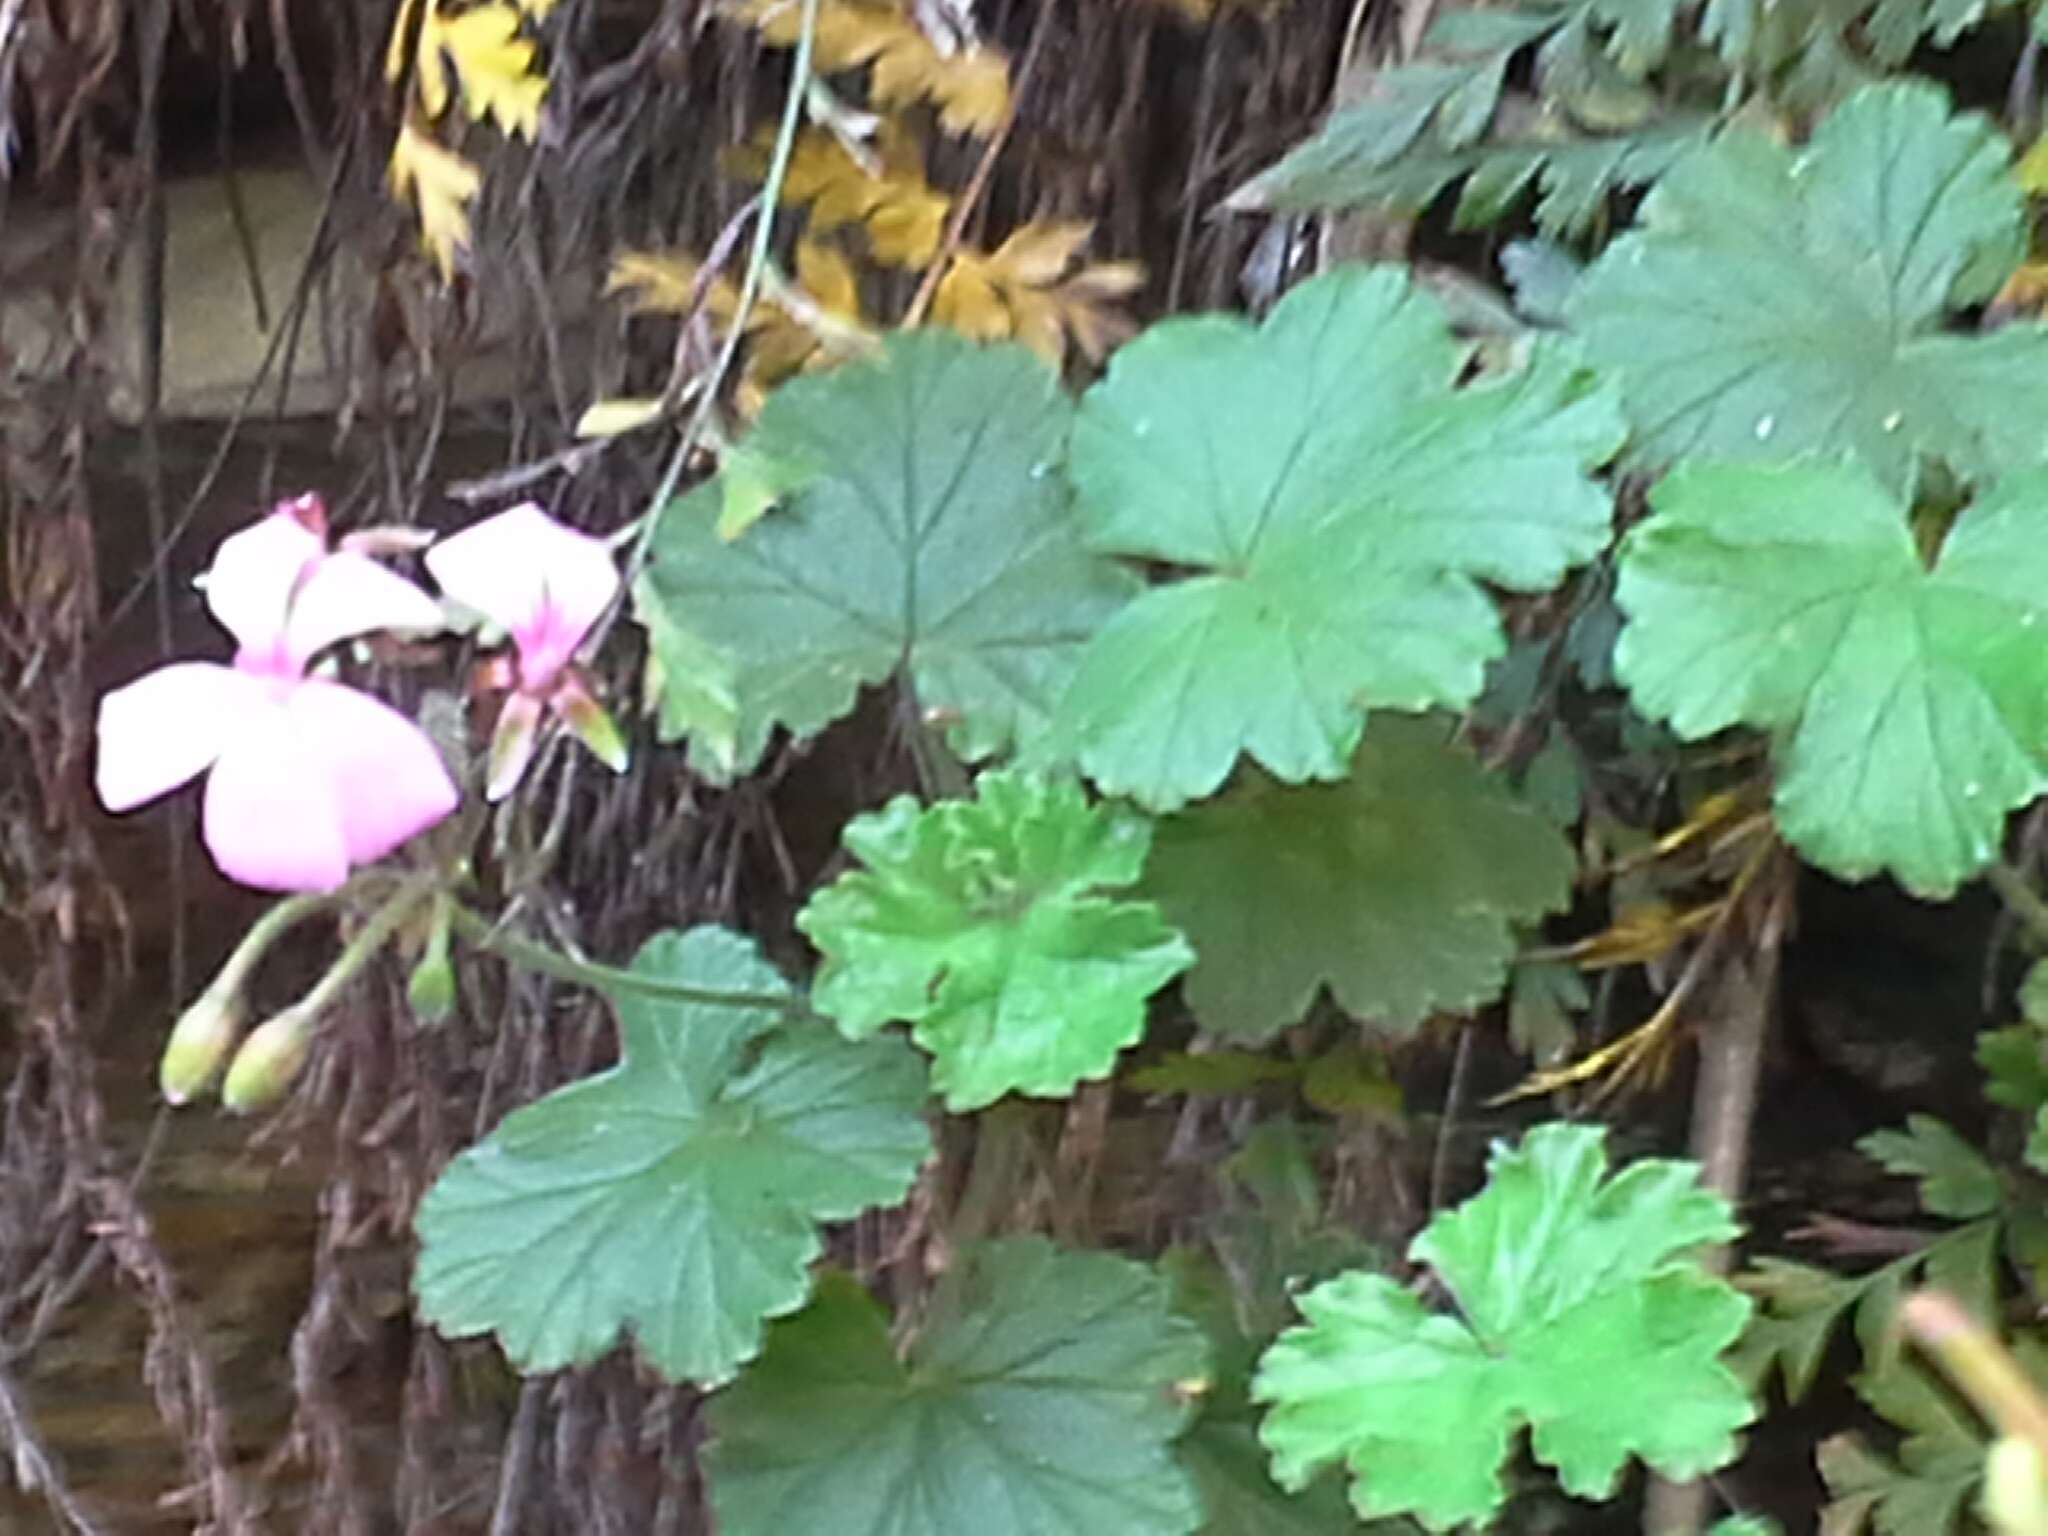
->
[798,769,1194,1110]
[1615,457,2048,896]
[1570,81,2048,495]
[1143,717,1575,1042]
[1709,1519,1782,1536]
[412,927,930,1385]
[1051,265,1620,812]
[1860,1116,2001,1219]
[716,435,822,541]
[704,1240,1209,1536]
[634,332,1138,779]
[1254,1122,1752,1532]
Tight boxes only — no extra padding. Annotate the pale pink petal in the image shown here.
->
[201,701,352,892]
[95,662,261,812]
[288,680,459,864]
[425,504,619,690]
[485,691,544,803]
[204,512,324,656]
[285,551,446,667]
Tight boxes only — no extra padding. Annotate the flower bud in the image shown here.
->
[159,985,246,1105]
[1985,1435,2048,1535]
[221,1009,317,1114]
[552,674,629,776]
[408,898,457,1026]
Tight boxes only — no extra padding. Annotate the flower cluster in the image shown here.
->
[96,496,624,894]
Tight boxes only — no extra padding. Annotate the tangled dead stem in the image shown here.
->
[0,0,1356,1530]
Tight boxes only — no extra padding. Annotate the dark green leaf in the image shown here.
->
[634,333,1138,779]
[1859,1117,2001,1219]
[1144,717,1575,1042]
[705,1241,1209,1536]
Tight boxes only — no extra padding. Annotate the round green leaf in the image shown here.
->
[1616,457,2048,895]
[633,332,1138,779]
[706,1238,1210,1536]
[1143,716,1574,1042]
[1570,81,2048,495]
[412,926,931,1385]
[1053,264,1621,812]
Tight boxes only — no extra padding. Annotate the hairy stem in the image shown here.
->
[448,905,803,1013]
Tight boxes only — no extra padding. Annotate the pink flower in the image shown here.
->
[95,496,460,893]
[424,503,626,800]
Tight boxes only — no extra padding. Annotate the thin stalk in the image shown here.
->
[950,1101,1038,1248]
[295,873,443,1018]
[202,890,339,999]
[601,0,821,592]
[448,905,802,1013]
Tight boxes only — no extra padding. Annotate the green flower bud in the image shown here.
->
[221,1008,317,1114]
[408,898,457,1026]
[158,984,246,1105]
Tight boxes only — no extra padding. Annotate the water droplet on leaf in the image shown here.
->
[1754,415,1775,440]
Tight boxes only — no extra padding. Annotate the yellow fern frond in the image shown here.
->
[933,222,1143,366]
[416,2,548,140]
[389,122,483,280]
[726,125,950,269]
[734,0,1010,137]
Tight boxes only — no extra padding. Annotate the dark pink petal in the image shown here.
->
[285,550,446,667]
[204,511,324,656]
[425,504,619,691]
[95,661,260,812]
[288,680,459,864]
[202,700,352,892]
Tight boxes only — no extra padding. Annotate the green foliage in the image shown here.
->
[1254,1122,1753,1530]
[798,768,1192,1109]
[1226,4,1713,240]
[1572,83,2046,496]
[1736,1223,2000,1404]
[1861,1117,2002,1220]
[634,331,1137,779]
[1614,457,2048,895]
[412,927,930,1384]
[1818,1364,1987,1534]
[1053,265,1621,811]
[1141,716,1574,1042]
[703,1240,1209,1536]
[1165,1248,1388,1535]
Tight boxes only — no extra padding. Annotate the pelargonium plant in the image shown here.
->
[98,493,625,1107]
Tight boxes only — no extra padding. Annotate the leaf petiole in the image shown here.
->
[447,903,805,1014]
